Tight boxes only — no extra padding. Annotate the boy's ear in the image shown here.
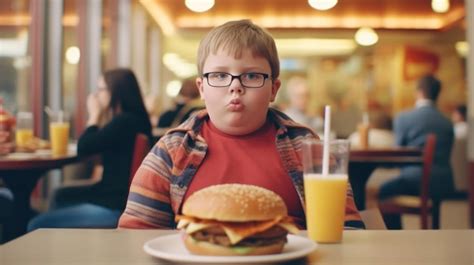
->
[196,77,205,100]
[270,79,281,102]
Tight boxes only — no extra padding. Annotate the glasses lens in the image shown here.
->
[207,72,231,87]
[241,73,265,87]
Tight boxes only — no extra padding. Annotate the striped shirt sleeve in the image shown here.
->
[344,183,365,229]
[118,142,176,229]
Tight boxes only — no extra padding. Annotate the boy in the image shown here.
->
[118,20,363,229]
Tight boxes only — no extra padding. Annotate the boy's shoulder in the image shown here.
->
[269,108,319,139]
[157,109,208,146]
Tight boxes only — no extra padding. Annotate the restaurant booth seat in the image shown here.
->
[378,134,440,229]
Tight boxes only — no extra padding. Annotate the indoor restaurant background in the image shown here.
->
[0,0,473,229]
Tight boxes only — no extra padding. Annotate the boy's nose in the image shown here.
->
[228,79,245,94]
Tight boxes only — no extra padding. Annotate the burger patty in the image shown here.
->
[191,225,288,247]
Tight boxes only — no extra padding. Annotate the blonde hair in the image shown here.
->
[197,19,280,79]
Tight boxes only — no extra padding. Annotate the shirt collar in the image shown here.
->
[415,99,433,108]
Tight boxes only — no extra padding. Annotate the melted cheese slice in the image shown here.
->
[175,215,300,245]
[277,221,300,234]
[185,222,213,234]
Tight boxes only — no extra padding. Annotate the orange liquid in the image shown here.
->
[16,129,33,147]
[304,174,348,243]
[50,122,69,156]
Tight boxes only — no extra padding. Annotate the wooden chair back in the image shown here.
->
[378,134,437,229]
[420,134,436,229]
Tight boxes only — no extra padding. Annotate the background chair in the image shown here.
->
[129,133,151,185]
[378,134,437,229]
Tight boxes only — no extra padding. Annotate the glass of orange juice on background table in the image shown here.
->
[302,138,350,243]
[15,112,34,149]
[49,111,70,156]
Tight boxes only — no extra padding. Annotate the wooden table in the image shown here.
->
[1,229,472,264]
[349,148,423,210]
[0,149,83,238]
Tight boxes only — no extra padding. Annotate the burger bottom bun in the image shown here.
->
[184,235,285,256]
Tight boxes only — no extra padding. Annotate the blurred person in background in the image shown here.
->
[157,77,204,129]
[28,68,152,230]
[378,74,454,229]
[348,111,395,148]
[451,104,467,139]
[450,104,468,193]
[283,76,323,133]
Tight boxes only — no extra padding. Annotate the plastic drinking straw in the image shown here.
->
[322,105,331,176]
[58,110,63,123]
[44,106,53,118]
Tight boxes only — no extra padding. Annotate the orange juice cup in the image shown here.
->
[15,112,34,148]
[49,111,70,156]
[302,139,350,243]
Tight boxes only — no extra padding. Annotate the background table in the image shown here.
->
[349,148,423,210]
[1,229,472,264]
[0,149,83,238]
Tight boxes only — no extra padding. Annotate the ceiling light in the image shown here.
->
[185,0,215,13]
[308,0,338,11]
[431,0,450,13]
[163,53,197,78]
[65,46,80,64]
[275,38,356,56]
[455,41,469,57]
[166,80,182,97]
[0,31,28,57]
[140,0,176,35]
[354,27,379,46]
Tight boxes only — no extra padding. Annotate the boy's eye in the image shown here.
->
[209,72,229,80]
[242,73,262,80]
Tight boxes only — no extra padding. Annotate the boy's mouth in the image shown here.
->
[227,99,244,111]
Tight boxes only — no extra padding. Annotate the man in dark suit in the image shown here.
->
[379,74,455,229]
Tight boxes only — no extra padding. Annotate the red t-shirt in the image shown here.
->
[183,119,305,224]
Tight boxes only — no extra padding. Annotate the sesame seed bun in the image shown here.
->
[182,184,288,221]
[184,234,285,256]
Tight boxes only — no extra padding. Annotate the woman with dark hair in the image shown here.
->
[28,68,152,230]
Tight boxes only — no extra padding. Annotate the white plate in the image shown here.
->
[143,233,317,264]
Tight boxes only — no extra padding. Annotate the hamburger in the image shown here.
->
[175,184,299,256]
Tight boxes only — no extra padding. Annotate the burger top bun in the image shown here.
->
[182,184,288,222]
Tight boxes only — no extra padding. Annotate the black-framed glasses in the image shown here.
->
[203,72,270,88]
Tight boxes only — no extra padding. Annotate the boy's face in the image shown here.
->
[197,48,281,135]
